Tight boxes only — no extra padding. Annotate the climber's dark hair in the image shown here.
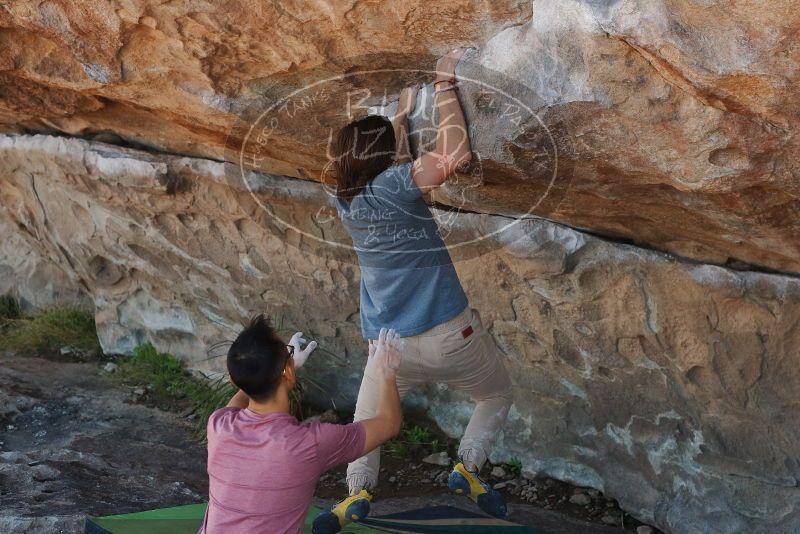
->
[226,314,289,402]
[330,115,396,201]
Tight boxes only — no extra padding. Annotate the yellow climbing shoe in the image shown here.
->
[312,489,373,533]
[448,462,508,518]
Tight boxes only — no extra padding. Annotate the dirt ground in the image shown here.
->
[0,351,658,533]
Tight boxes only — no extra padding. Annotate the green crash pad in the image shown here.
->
[85,502,546,533]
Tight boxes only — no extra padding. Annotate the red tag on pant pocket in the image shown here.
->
[462,325,474,339]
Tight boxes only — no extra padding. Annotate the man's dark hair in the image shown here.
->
[330,115,396,201]
[227,315,288,402]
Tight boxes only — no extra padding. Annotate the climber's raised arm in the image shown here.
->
[393,84,420,164]
[412,48,473,193]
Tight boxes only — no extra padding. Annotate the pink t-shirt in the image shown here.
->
[199,408,366,534]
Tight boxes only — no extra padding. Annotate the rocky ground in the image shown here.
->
[314,416,659,533]
[0,350,660,533]
[0,351,208,533]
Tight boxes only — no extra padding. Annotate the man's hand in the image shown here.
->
[289,332,318,369]
[397,84,421,116]
[435,47,469,82]
[371,328,403,380]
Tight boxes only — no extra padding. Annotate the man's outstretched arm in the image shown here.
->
[359,329,403,454]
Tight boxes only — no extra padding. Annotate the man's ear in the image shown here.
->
[283,360,296,383]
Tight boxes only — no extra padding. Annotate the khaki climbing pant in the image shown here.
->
[346,307,514,494]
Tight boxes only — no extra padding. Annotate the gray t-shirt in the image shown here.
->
[336,163,468,339]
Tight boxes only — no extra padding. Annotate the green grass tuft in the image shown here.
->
[507,456,523,475]
[405,424,436,445]
[115,343,235,440]
[117,343,195,398]
[0,305,101,356]
[0,293,22,322]
[384,422,449,458]
[384,439,409,458]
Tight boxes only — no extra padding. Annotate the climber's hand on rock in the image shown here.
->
[398,84,421,116]
[371,328,404,380]
[435,47,469,82]
[289,332,317,369]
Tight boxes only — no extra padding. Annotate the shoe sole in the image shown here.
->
[343,498,370,521]
[312,511,341,534]
[448,470,471,496]
[312,498,371,534]
[448,470,508,519]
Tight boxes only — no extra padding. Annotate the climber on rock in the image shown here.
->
[313,48,514,534]
[199,316,404,534]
